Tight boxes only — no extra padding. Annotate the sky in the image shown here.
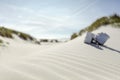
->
[0,0,120,39]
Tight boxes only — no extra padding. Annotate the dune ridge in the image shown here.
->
[0,26,120,80]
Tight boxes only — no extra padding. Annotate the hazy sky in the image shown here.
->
[0,0,120,39]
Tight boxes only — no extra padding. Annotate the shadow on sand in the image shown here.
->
[88,43,120,53]
[102,45,120,53]
[86,43,103,50]
[85,43,120,53]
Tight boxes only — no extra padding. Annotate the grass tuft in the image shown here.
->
[70,14,120,40]
[0,27,35,41]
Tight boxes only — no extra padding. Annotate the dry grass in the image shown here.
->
[0,27,35,41]
[71,14,120,40]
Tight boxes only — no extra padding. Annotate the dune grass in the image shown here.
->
[71,14,120,40]
[0,39,3,43]
[0,39,3,46]
[19,32,34,40]
[0,27,35,41]
[71,33,78,40]
[0,27,13,38]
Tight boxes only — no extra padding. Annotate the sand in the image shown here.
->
[0,26,120,80]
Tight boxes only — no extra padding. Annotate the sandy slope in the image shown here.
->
[0,26,120,80]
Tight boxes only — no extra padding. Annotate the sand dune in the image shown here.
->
[0,26,120,80]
